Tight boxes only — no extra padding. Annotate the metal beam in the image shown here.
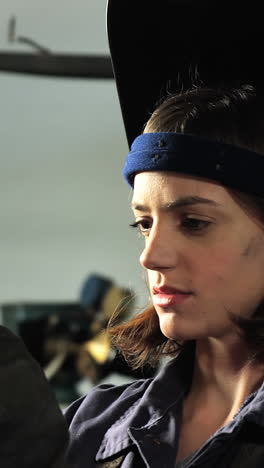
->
[0,52,114,79]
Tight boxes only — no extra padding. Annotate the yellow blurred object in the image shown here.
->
[101,285,125,320]
[83,331,111,364]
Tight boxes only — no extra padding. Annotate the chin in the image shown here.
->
[158,314,209,342]
[159,320,191,342]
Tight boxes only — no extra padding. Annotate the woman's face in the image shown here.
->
[132,172,264,341]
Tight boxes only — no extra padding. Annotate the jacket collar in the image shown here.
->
[96,341,264,463]
[96,342,195,462]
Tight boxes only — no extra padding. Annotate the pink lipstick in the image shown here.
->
[152,285,192,307]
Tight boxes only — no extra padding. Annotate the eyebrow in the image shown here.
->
[131,196,221,212]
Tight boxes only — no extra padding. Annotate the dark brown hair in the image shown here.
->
[108,84,264,368]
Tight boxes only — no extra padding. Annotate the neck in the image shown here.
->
[185,336,264,423]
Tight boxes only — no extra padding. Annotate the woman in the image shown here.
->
[64,85,264,468]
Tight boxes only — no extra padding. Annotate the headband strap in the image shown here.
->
[123,132,264,197]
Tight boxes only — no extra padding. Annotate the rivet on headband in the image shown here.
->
[123,132,264,197]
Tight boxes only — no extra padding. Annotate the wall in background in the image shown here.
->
[0,1,149,309]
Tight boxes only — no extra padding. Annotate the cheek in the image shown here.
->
[241,234,264,261]
[194,238,264,300]
[193,248,241,287]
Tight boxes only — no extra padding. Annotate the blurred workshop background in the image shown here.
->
[0,0,156,407]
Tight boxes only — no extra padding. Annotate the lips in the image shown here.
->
[152,285,192,307]
[153,285,191,295]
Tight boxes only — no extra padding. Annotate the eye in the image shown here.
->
[129,219,152,236]
[181,216,212,233]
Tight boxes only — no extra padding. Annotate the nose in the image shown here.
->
[139,225,177,271]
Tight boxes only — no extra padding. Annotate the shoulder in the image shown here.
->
[63,378,155,466]
[64,377,153,429]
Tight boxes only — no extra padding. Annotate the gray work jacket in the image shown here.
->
[64,342,264,467]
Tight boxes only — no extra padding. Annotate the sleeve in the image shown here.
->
[0,325,69,468]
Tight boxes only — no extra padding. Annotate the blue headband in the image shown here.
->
[123,132,264,197]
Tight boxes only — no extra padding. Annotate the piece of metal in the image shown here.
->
[0,52,114,78]
[107,0,264,147]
